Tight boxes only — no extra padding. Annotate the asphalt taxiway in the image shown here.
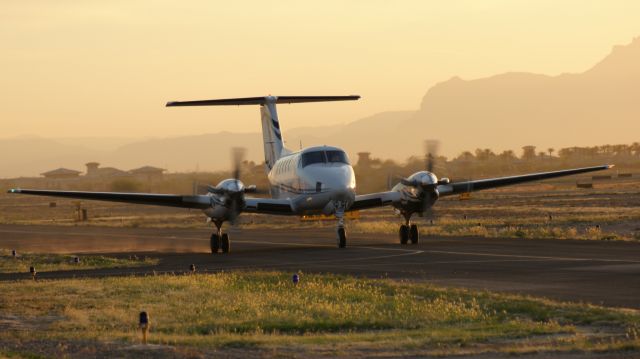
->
[1,224,639,309]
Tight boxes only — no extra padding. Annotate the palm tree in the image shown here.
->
[547,148,554,158]
[631,142,640,157]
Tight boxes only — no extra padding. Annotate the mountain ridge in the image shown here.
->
[2,37,639,178]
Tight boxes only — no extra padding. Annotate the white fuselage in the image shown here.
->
[266,145,356,215]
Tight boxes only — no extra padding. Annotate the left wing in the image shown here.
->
[7,189,211,209]
[8,189,297,215]
[437,164,613,196]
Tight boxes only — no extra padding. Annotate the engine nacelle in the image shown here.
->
[406,171,438,187]
[203,178,247,222]
[216,178,245,193]
[394,171,440,214]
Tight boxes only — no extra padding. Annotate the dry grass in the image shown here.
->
[0,249,158,273]
[0,272,639,357]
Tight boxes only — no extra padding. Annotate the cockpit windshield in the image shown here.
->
[301,151,326,167]
[301,150,350,167]
[326,150,349,164]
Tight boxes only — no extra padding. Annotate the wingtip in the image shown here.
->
[606,164,615,169]
[7,188,20,193]
[166,101,177,107]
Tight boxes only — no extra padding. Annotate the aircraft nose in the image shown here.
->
[328,165,356,202]
[304,163,356,201]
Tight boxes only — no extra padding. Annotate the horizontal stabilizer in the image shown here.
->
[166,95,360,107]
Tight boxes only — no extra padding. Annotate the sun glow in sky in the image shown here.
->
[1,0,639,138]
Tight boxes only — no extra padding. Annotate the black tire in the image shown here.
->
[337,228,347,248]
[410,224,419,244]
[210,233,220,254]
[399,225,409,245]
[221,233,230,253]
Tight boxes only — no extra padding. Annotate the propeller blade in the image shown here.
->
[231,147,247,180]
[425,140,440,172]
[229,198,239,225]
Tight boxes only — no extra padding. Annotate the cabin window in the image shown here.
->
[301,151,327,167]
[326,150,349,164]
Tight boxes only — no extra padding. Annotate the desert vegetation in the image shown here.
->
[0,271,639,357]
[0,249,157,273]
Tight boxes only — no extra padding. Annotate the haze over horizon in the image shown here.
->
[2,1,640,136]
[2,1,640,177]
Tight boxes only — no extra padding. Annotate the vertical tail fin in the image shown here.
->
[166,95,360,173]
[260,98,287,170]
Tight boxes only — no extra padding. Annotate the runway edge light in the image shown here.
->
[139,311,150,345]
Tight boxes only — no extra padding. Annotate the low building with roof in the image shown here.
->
[41,168,82,179]
[129,166,165,180]
[85,162,131,178]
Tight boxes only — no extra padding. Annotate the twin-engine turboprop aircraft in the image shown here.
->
[9,95,613,252]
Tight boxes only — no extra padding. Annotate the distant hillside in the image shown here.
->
[0,137,103,178]
[407,37,640,155]
[2,37,639,178]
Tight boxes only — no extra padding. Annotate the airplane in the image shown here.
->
[8,95,613,252]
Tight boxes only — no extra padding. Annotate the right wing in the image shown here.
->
[7,189,211,209]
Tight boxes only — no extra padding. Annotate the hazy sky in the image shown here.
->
[1,0,639,138]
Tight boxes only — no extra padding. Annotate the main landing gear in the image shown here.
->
[210,222,231,254]
[399,215,419,245]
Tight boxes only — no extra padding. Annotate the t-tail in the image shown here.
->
[167,95,360,172]
[260,97,286,170]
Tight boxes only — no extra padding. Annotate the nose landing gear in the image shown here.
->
[335,201,347,248]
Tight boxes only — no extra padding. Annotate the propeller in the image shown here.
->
[394,139,444,218]
[228,147,246,225]
[231,147,245,184]
[202,147,251,225]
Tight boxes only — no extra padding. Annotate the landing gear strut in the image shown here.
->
[335,201,347,248]
[399,214,419,245]
[210,222,231,254]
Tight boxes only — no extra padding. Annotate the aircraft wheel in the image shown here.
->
[410,224,419,244]
[210,233,220,254]
[399,225,409,245]
[221,233,230,253]
[337,228,347,248]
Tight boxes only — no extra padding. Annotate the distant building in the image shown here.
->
[41,168,82,179]
[96,167,130,177]
[521,146,537,161]
[129,166,165,180]
[85,162,100,176]
[85,162,129,177]
[357,152,372,167]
